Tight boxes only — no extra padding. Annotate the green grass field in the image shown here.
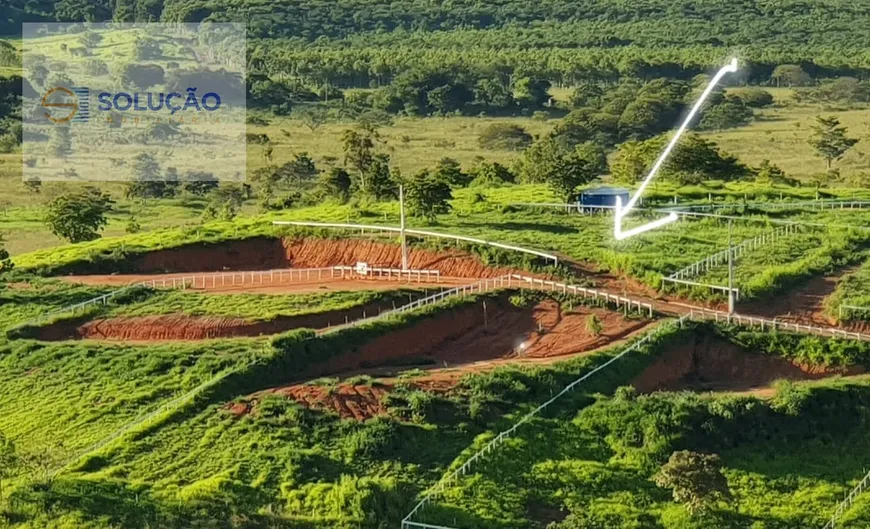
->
[107,288,422,320]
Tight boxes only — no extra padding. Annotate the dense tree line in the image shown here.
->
[8,2,870,87]
[9,0,870,49]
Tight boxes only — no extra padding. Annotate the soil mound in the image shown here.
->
[632,330,864,393]
[275,383,392,421]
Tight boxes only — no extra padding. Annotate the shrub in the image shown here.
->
[478,123,533,151]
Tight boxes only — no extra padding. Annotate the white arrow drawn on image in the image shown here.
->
[614,58,740,240]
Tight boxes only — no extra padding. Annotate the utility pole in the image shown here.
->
[727,219,735,316]
[399,184,408,271]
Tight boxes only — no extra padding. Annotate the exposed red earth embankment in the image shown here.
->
[29,301,395,341]
[110,236,519,278]
[308,297,651,378]
[632,330,864,394]
[237,298,654,420]
[284,238,517,278]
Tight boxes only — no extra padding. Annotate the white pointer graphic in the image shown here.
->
[614,58,740,240]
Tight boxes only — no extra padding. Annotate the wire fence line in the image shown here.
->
[48,276,492,478]
[660,224,804,298]
[400,314,692,529]
[272,220,560,266]
[6,266,442,332]
[665,224,801,282]
[400,307,870,529]
[822,468,870,529]
[839,304,870,323]
[686,308,870,342]
[509,199,870,215]
[47,273,657,479]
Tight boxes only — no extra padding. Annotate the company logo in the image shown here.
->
[43,86,223,126]
[42,86,89,123]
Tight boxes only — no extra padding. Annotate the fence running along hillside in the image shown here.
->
[839,304,870,322]
[661,224,804,298]
[401,314,692,529]
[821,468,870,529]
[47,273,657,477]
[687,308,870,342]
[401,307,870,529]
[509,199,870,215]
[7,266,441,332]
[272,220,560,265]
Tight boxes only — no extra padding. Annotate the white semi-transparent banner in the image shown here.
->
[22,22,246,182]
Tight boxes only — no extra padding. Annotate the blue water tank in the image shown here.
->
[580,186,630,208]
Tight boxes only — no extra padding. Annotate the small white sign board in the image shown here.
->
[355,262,369,275]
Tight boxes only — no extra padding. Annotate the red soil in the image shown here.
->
[31,301,396,341]
[283,238,518,278]
[244,298,654,420]
[306,297,651,379]
[98,236,517,279]
[61,274,470,295]
[132,237,289,273]
[632,330,864,394]
[274,383,393,421]
[737,265,870,334]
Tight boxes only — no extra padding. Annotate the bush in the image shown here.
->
[478,123,533,151]
[735,87,774,108]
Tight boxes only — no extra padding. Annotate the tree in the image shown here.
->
[515,135,567,184]
[617,133,748,185]
[698,96,753,131]
[0,234,11,276]
[78,31,102,48]
[473,78,513,109]
[183,171,218,196]
[404,170,453,221]
[754,159,797,186]
[569,82,602,108]
[45,186,114,243]
[515,77,551,109]
[433,157,470,187]
[363,153,398,200]
[250,165,280,210]
[295,105,329,132]
[125,153,176,199]
[808,115,858,169]
[0,430,17,505]
[611,140,653,185]
[342,127,377,189]
[468,161,515,187]
[319,167,352,203]
[277,153,318,186]
[202,185,245,221]
[543,142,608,201]
[653,451,731,515]
[770,64,812,87]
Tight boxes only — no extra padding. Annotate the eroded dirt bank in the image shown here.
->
[29,300,395,341]
[104,236,518,278]
[632,330,864,393]
[237,299,653,420]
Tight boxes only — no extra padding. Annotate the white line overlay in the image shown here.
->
[614,58,739,240]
